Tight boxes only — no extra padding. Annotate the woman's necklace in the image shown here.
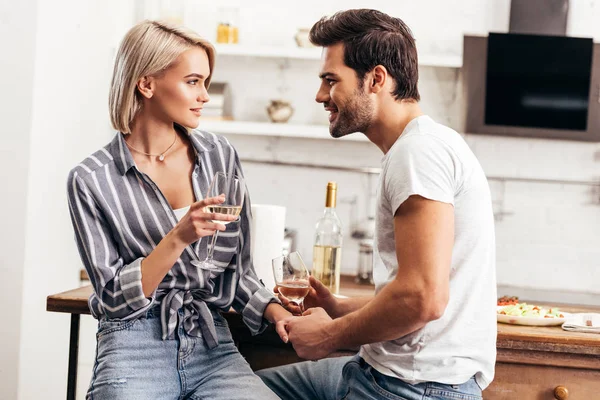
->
[125,131,177,162]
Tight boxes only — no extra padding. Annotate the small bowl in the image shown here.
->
[267,100,294,123]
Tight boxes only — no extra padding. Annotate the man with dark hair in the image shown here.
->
[257,9,496,400]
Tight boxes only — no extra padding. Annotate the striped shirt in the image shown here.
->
[67,129,277,348]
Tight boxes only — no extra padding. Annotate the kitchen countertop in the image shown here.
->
[49,275,600,366]
[497,284,600,308]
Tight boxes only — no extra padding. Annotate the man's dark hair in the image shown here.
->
[309,9,420,102]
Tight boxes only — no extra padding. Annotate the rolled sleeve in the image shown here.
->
[119,257,153,310]
[241,286,280,335]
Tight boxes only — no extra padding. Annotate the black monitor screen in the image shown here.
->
[485,33,593,131]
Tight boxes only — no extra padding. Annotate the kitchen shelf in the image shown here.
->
[419,54,463,68]
[214,44,462,68]
[215,44,322,60]
[198,120,369,142]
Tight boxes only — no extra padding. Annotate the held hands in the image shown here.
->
[280,307,337,360]
[272,279,340,359]
[275,276,338,316]
[172,195,237,246]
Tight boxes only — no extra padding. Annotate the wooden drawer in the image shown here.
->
[484,362,600,400]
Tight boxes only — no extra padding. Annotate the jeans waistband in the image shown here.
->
[145,303,162,319]
[358,356,480,394]
[144,302,224,322]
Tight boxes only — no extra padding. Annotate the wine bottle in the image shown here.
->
[312,181,342,294]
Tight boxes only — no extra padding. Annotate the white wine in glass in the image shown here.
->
[204,205,243,225]
[198,171,244,269]
[272,251,310,308]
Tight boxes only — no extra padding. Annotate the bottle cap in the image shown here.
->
[325,181,337,208]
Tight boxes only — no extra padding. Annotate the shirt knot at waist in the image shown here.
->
[160,289,220,349]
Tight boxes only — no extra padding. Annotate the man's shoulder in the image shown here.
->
[404,117,462,145]
[392,117,469,163]
[390,130,452,160]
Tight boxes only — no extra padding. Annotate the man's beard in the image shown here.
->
[330,88,374,138]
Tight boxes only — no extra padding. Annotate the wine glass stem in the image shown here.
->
[206,231,220,262]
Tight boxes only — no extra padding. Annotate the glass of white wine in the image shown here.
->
[199,171,244,269]
[272,251,310,311]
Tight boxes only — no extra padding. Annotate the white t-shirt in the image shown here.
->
[359,115,497,389]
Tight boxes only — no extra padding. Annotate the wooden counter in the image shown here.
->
[489,305,600,400]
[225,280,600,399]
[48,277,600,400]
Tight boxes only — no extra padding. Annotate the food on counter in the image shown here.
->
[498,303,565,319]
[497,295,519,306]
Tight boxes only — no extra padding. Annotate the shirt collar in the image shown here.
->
[108,126,216,176]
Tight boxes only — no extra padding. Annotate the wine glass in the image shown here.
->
[272,251,310,311]
[198,171,244,269]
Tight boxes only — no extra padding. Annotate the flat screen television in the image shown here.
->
[463,33,600,141]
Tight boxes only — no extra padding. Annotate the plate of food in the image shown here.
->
[497,297,568,326]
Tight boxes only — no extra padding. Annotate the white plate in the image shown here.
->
[497,305,568,326]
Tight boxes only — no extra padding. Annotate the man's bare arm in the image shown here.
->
[329,195,453,347]
[331,296,374,318]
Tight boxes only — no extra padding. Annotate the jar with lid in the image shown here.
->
[216,7,239,44]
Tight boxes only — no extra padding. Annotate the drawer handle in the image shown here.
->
[554,386,569,400]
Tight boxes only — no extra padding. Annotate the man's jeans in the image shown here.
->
[257,355,483,400]
[87,306,279,400]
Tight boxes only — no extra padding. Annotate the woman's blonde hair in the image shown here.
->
[109,20,215,133]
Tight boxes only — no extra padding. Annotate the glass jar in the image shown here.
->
[216,7,239,44]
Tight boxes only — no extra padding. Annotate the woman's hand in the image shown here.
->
[264,303,292,343]
[275,276,339,317]
[171,195,238,246]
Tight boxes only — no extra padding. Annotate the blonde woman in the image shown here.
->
[67,20,289,399]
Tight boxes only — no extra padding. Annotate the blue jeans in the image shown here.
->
[257,355,483,400]
[87,306,279,400]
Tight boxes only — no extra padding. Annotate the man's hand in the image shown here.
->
[275,276,339,316]
[283,307,338,360]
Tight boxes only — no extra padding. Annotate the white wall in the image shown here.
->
[0,1,38,399]
[0,1,134,399]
